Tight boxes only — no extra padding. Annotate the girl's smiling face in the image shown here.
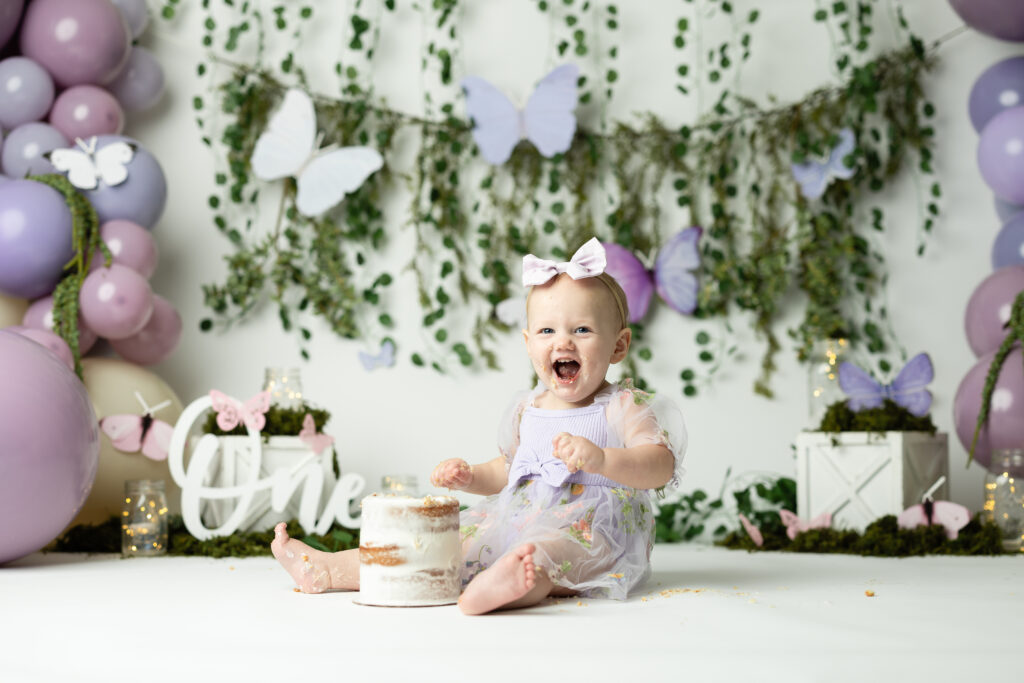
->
[523,274,631,409]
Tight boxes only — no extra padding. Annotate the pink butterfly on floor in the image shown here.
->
[897,477,970,540]
[209,390,271,432]
[298,413,334,455]
[99,391,174,462]
[738,514,764,547]
[779,509,832,541]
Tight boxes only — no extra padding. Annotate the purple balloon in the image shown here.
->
[90,219,158,278]
[22,295,98,355]
[106,47,164,112]
[978,106,1024,203]
[992,214,1024,270]
[81,136,166,229]
[950,0,1024,43]
[79,264,153,340]
[970,57,1024,133]
[995,195,1024,223]
[0,179,73,299]
[110,295,181,365]
[19,0,131,88]
[110,0,149,39]
[954,346,1024,469]
[48,85,124,141]
[0,0,24,50]
[0,330,98,565]
[0,57,56,129]
[6,325,74,370]
[965,265,1024,357]
[0,122,69,179]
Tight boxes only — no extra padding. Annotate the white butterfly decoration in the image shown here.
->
[461,64,579,165]
[48,137,135,190]
[250,88,384,217]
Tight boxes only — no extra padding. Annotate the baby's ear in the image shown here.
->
[610,327,632,363]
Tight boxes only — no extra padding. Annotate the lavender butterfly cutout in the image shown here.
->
[838,352,934,417]
[790,128,856,200]
[359,339,395,371]
[602,227,702,322]
[461,64,579,165]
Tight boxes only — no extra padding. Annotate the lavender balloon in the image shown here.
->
[49,85,124,141]
[992,214,1024,270]
[19,0,131,88]
[964,265,1024,357]
[110,295,181,365]
[0,57,56,129]
[79,264,153,340]
[6,325,74,370]
[0,179,72,299]
[978,106,1024,203]
[995,195,1024,223]
[0,0,24,50]
[82,136,167,229]
[110,0,149,39]
[22,295,99,354]
[0,122,68,179]
[0,331,99,565]
[90,220,158,278]
[106,47,165,112]
[949,0,1024,43]
[954,346,1024,469]
[970,57,1024,133]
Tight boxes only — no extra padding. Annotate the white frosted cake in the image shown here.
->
[356,494,461,607]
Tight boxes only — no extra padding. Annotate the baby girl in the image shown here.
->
[271,238,686,614]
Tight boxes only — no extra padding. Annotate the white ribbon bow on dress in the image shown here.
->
[521,237,607,287]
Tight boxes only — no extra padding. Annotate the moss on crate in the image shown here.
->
[816,399,937,434]
[201,404,332,437]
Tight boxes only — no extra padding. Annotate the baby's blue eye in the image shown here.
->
[574,326,591,334]
[539,327,554,334]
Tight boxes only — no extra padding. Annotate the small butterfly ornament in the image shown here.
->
[209,390,272,432]
[838,352,934,417]
[790,128,856,200]
[250,89,384,216]
[298,413,335,455]
[358,339,395,371]
[897,477,971,540]
[99,391,174,461]
[779,509,832,541]
[738,514,764,547]
[602,227,702,321]
[461,64,579,165]
[48,136,135,190]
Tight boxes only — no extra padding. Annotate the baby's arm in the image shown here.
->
[552,434,674,489]
[430,455,507,496]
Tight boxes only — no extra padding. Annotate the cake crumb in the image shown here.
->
[865,590,875,597]
[576,600,584,607]
[293,587,301,593]
[229,566,235,571]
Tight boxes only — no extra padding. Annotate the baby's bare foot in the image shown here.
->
[270,522,332,594]
[458,543,537,615]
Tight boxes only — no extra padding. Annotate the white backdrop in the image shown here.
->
[129,0,1020,513]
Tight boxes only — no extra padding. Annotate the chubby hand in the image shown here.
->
[430,458,473,490]
[552,432,605,475]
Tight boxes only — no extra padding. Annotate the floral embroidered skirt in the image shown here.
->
[459,479,655,600]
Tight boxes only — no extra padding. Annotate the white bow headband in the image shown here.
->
[521,238,606,287]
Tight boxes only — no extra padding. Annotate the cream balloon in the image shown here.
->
[75,357,184,525]
[0,292,28,328]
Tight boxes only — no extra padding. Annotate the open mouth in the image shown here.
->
[553,359,581,383]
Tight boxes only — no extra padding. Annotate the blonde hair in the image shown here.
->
[526,272,631,330]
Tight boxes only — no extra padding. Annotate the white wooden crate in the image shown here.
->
[794,431,949,532]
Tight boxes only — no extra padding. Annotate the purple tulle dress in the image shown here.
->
[459,380,686,600]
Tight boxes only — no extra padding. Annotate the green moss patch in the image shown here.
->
[816,399,936,434]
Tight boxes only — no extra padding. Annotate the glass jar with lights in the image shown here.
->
[984,449,1024,552]
[263,367,303,408]
[807,337,849,425]
[121,480,169,556]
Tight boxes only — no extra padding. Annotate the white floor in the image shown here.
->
[1,544,1020,683]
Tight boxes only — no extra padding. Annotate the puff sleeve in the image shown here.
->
[496,389,535,473]
[605,383,687,489]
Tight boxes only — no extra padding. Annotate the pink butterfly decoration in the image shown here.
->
[897,500,970,540]
[99,391,174,462]
[779,509,832,541]
[298,413,334,455]
[738,514,763,547]
[210,390,271,432]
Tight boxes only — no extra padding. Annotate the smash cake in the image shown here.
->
[356,493,461,607]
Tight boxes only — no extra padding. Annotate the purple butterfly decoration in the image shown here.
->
[461,64,578,165]
[838,352,934,417]
[602,227,702,322]
[359,339,395,371]
[790,128,856,200]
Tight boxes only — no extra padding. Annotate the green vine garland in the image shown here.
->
[167,1,944,397]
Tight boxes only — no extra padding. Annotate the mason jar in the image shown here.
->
[984,449,1024,552]
[122,480,169,556]
[263,367,304,408]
